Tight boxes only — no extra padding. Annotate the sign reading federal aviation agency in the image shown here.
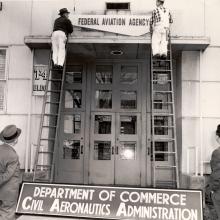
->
[16,183,203,220]
[70,14,152,36]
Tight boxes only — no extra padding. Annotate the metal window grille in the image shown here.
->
[0,49,6,112]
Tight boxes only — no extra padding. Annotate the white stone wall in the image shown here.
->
[0,0,219,175]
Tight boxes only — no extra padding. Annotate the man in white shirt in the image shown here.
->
[150,0,173,58]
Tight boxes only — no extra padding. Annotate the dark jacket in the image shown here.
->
[0,143,21,202]
[210,147,220,192]
[53,16,73,36]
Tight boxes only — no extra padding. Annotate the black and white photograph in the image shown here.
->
[0,0,217,219]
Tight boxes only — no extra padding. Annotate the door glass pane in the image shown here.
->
[66,65,83,84]
[154,116,168,135]
[64,114,81,134]
[63,140,80,159]
[151,142,168,161]
[120,66,138,85]
[95,115,112,134]
[120,115,137,134]
[120,91,137,109]
[95,90,112,109]
[120,142,136,160]
[94,141,111,160]
[96,65,113,84]
[65,90,82,109]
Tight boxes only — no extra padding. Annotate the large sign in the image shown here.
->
[16,183,203,220]
[33,65,48,96]
[70,14,152,36]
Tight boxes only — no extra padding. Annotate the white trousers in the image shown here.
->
[51,31,67,66]
[152,26,168,56]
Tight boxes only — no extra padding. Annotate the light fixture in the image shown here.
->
[110,50,123,56]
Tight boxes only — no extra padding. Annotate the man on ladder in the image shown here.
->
[51,8,73,68]
[150,0,173,59]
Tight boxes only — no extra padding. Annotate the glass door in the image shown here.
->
[89,112,115,184]
[115,113,141,185]
[89,62,142,185]
[56,65,86,183]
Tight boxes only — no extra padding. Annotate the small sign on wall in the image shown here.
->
[33,65,48,96]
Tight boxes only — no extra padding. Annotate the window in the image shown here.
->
[0,49,6,112]
[106,2,130,10]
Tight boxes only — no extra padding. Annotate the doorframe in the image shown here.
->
[85,59,151,186]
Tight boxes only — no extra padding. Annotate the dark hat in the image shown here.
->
[58,8,70,15]
[0,125,21,143]
[216,124,220,137]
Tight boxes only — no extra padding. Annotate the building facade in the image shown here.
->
[0,0,218,188]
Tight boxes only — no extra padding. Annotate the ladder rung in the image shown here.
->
[47,90,61,93]
[44,113,58,116]
[42,125,57,129]
[153,59,171,62]
[152,113,174,116]
[153,91,172,93]
[153,101,173,104]
[38,151,54,154]
[155,165,177,169]
[152,80,172,82]
[153,69,171,72]
[154,126,174,128]
[152,138,175,142]
[49,79,62,82]
[154,151,176,154]
[46,101,60,105]
[40,138,55,142]
[50,67,63,71]
[36,164,52,168]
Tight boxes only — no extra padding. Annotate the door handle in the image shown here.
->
[81,145,83,154]
[116,146,119,155]
[112,146,114,155]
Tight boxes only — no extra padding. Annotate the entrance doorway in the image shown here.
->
[89,63,142,185]
[56,61,149,186]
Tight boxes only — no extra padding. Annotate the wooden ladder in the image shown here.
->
[33,48,68,182]
[150,36,179,188]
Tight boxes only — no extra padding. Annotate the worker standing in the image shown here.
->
[51,8,73,68]
[150,0,173,58]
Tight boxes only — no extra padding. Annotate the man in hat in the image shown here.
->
[209,124,220,219]
[51,8,73,68]
[150,0,173,58]
[0,125,21,220]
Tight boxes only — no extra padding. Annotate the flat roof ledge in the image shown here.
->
[24,35,210,51]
